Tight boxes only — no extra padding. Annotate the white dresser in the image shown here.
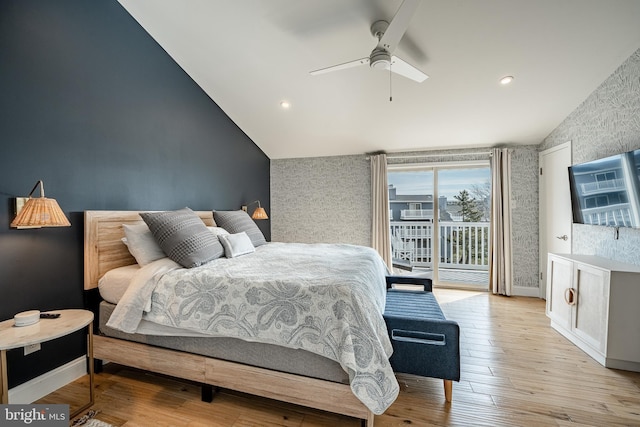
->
[546,253,640,372]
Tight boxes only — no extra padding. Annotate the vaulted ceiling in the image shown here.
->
[118,0,640,159]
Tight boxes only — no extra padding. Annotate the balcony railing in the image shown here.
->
[582,203,633,226]
[390,221,490,270]
[400,209,434,220]
[579,178,626,195]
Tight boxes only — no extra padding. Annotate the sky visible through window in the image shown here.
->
[389,168,491,200]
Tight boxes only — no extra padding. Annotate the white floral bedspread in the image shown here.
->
[107,242,398,414]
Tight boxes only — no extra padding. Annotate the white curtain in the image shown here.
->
[490,148,513,296]
[371,154,393,269]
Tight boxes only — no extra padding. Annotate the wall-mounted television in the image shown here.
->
[568,149,640,228]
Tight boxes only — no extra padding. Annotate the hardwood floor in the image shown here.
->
[43,289,640,426]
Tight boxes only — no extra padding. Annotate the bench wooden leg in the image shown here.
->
[444,380,452,402]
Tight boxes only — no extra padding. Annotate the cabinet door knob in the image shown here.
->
[556,235,569,241]
[564,288,576,305]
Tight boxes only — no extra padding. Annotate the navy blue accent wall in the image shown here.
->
[0,0,270,388]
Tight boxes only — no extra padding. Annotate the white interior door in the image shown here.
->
[539,141,572,298]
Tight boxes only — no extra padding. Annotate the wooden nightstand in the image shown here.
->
[0,309,94,416]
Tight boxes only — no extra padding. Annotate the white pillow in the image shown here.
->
[98,264,140,304]
[219,232,255,258]
[207,226,230,237]
[122,223,166,266]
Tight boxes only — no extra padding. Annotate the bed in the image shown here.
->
[84,210,398,426]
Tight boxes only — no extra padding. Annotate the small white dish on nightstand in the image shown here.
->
[14,310,41,327]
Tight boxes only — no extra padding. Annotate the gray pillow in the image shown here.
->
[213,210,267,247]
[140,208,224,268]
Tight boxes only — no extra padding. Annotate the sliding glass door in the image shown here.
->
[388,162,491,289]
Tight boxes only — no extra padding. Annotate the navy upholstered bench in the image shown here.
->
[383,276,460,402]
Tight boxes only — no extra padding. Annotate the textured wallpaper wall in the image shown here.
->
[272,146,540,290]
[510,147,541,288]
[540,48,640,265]
[271,155,371,246]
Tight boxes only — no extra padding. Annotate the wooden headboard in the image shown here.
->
[83,210,215,290]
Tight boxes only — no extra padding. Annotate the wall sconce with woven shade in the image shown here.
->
[11,180,71,229]
[242,200,269,220]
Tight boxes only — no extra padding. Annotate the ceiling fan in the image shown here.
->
[309,0,428,83]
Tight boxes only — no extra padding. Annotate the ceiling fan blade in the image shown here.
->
[310,57,370,76]
[378,0,421,53]
[389,55,428,82]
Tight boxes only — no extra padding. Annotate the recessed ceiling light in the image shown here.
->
[280,100,291,109]
[500,76,514,85]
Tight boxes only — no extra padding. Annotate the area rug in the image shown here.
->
[71,410,116,427]
[83,420,115,427]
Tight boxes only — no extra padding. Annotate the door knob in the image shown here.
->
[564,288,576,305]
[556,235,568,241]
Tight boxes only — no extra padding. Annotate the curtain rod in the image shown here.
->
[367,151,492,160]
[386,152,491,159]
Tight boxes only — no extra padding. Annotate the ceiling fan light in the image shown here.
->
[371,59,389,69]
[370,49,391,69]
[500,75,514,85]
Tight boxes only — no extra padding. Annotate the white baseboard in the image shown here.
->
[512,286,542,298]
[8,356,87,404]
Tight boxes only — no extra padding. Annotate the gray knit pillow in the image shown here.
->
[213,210,267,247]
[140,208,224,268]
